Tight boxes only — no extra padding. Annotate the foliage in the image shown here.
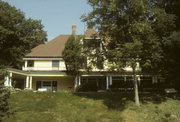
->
[82,0,176,105]
[163,31,180,89]
[157,0,180,89]
[0,69,10,122]
[0,0,47,69]
[62,35,85,75]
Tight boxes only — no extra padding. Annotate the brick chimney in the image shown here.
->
[72,24,76,35]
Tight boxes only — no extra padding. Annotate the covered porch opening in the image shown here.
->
[76,75,159,92]
[10,73,26,90]
[80,76,106,91]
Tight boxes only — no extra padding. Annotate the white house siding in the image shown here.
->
[59,60,66,70]
[23,60,67,71]
[34,60,52,70]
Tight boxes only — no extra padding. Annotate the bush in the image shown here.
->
[76,83,97,92]
[0,70,10,122]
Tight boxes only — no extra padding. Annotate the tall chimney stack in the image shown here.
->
[72,24,76,35]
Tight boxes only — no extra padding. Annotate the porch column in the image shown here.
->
[124,76,127,82]
[74,76,78,89]
[26,76,29,88]
[154,76,158,83]
[106,76,109,90]
[137,76,141,85]
[29,76,32,89]
[152,76,158,84]
[109,76,112,85]
[4,75,9,87]
[9,72,12,87]
[78,76,81,86]
[25,60,27,69]
[4,72,12,87]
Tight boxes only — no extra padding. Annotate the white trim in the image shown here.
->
[23,57,63,60]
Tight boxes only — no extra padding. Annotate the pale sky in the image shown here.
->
[3,0,92,40]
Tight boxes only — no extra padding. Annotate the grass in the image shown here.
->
[5,91,180,122]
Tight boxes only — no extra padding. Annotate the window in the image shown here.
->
[27,60,34,67]
[52,60,59,68]
[96,56,104,69]
[43,81,51,87]
[36,81,58,91]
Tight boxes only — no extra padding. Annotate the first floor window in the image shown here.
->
[36,81,57,91]
[43,81,51,87]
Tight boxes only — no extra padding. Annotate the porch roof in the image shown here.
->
[6,68,154,77]
[6,68,68,76]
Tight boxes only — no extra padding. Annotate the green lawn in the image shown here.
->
[5,91,180,122]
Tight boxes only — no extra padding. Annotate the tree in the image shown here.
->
[163,31,180,89]
[62,35,85,75]
[156,0,180,89]
[0,0,47,69]
[83,0,175,106]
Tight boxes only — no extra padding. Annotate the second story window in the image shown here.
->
[27,60,34,67]
[96,56,103,69]
[52,60,59,68]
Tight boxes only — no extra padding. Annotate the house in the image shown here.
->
[4,25,158,92]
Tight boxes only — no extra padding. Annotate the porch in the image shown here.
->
[4,68,160,92]
[4,68,75,91]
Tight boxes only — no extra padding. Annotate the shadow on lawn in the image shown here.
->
[74,92,178,111]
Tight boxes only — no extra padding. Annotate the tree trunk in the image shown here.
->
[133,68,140,106]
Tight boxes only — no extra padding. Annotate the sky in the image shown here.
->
[3,0,92,41]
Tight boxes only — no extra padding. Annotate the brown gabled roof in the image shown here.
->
[26,35,70,57]
[26,28,99,58]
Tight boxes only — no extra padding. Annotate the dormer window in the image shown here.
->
[27,60,34,67]
[52,60,59,68]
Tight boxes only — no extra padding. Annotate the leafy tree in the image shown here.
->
[62,35,85,75]
[0,0,47,69]
[163,31,180,89]
[157,0,180,89]
[83,0,175,106]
